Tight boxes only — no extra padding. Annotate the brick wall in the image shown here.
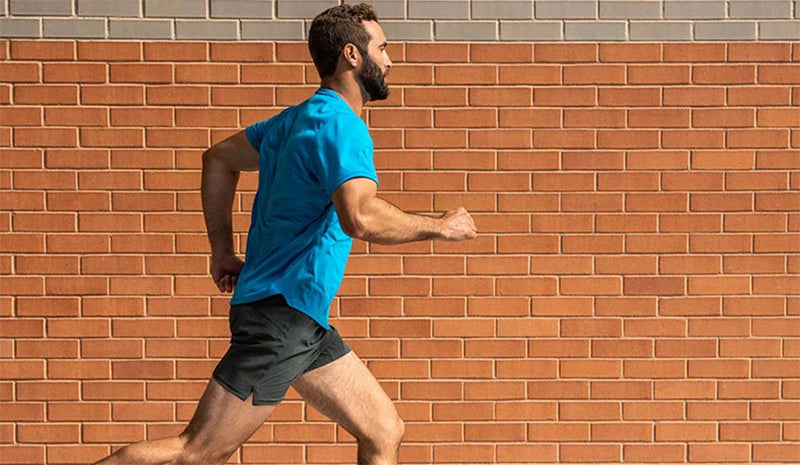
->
[2,0,800,41]
[1,40,799,463]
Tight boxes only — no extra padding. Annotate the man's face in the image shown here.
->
[357,20,391,101]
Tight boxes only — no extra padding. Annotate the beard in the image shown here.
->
[357,52,389,101]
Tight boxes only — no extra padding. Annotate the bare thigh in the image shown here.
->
[290,351,401,441]
[182,377,277,459]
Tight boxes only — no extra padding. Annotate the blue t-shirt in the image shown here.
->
[230,88,378,329]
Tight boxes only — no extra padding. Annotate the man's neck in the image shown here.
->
[320,76,367,116]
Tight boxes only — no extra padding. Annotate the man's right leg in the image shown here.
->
[94,377,277,465]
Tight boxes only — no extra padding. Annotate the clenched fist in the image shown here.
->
[210,254,244,293]
[439,207,478,241]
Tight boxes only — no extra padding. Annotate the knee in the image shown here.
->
[176,431,235,465]
[361,416,405,451]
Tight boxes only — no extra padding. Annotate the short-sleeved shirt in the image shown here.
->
[230,87,378,329]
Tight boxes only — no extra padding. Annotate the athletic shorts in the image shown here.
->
[212,294,351,405]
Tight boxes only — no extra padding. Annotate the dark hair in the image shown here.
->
[308,3,379,79]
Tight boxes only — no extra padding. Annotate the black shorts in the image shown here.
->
[212,294,351,405]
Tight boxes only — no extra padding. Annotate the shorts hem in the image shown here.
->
[252,397,283,406]
[212,373,251,402]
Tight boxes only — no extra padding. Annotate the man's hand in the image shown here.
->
[211,254,244,293]
[439,207,478,241]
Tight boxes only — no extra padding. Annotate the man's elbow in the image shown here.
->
[340,213,371,240]
[202,147,219,166]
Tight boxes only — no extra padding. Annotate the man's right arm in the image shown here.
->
[201,130,259,292]
[332,177,477,244]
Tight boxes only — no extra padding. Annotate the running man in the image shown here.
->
[95,4,476,465]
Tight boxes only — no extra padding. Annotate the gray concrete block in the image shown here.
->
[435,20,497,40]
[758,20,800,39]
[381,20,433,41]
[409,0,470,20]
[43,18,106,38]
[535,1,597,19]
[211,0,273,19]
[472,1,533,20]
[695,21,757,40]
[796,0,800,19]
[145,0,207,18]
[10,0,72,16]
[0,18,41,38]
[500,20,563,40]
[566,21,626,40]
[664,1,725,19]
[109,19,173,39]
[78,0,141,17]
[176,20,238,39]
[630,21,692,40]
[730,1,793,19]
[276,0,337,19]
[241,20,305,39]
[369,1,406,20]
[600,1,662,19]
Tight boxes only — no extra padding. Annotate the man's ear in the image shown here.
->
[343,43,361,68]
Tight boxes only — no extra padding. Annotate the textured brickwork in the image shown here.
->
[1,39,799,464]
[0,0,798,40]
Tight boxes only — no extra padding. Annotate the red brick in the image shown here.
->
[240,64,302,84]
[143,42,207,62]
[371,108,432,128]
[759,65,800,84]
[535,44,596,63]
[435,65,496,85]
[535,87,595,106]
[664,86,725,106]
[405,87,467,107]
[385,64,432,84]
[629,64,690,84]
[432,150,494,170]
[600,43,661,63]
[406,43,468,63]
[499,65,561,84]
[11,41,74,60]
[565,109,626,128]
[693,108,754,128]
[758,108,800,128]
[77,41,142,61]
[689,444,751,463]
[471,43,532,63]
[43,63,106,83]
[14,84,78,105]
[14,128,77,147]
[599,87,660,107]
[694,65,756,84]
[110,63,172,83]
[664,43,726,62]
[470,87,532,106]
[565,64,625,84]
[0,62,40,82]
[663,129,724,148]
[534,129,595,148]
[210,85,273,106]
[728,129,790,148]
[81,84,144,105]
[210,42,274,62]
[728,86,792,106]
[146,86,210,106]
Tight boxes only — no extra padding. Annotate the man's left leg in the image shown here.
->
[291,350,405,465]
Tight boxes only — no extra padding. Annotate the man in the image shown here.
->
[95,4,476,465]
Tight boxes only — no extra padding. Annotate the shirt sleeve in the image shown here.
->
[312,114,378,196]
[245,107,291,151]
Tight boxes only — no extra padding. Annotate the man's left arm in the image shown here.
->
[201,130,260,293]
